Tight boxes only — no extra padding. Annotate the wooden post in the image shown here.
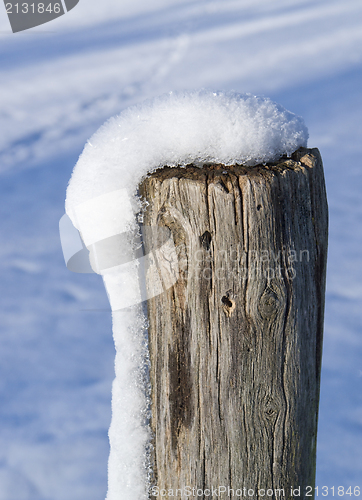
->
[139,147,328,499]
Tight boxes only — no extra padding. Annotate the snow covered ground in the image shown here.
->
[0,0,361,498]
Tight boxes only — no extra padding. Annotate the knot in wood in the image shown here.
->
[221,293,236,317]
[200,231,212,251]
[258,287,280,319]
[264,395,281,424]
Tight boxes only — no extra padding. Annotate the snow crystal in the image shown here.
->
[65,90,308,500]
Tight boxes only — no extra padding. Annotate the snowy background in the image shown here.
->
[0,0,361,498]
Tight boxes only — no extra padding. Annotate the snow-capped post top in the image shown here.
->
[66,90,308,216]
[63,90,316,500]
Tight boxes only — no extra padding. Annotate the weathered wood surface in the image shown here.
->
[139,147,328,500]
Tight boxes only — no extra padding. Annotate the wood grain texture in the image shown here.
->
[139,147,328,500]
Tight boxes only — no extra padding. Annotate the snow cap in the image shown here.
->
[66,89,308,213]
